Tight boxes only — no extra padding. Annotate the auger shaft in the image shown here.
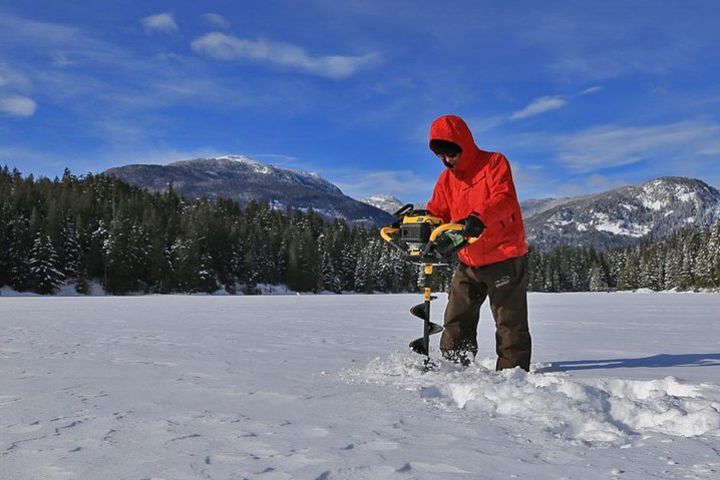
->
[409,264,443,365]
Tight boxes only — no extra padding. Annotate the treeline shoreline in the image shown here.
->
[1,167,718,296]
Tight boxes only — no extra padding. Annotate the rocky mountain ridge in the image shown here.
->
[523,177,720,250]
[359,194,404,214]
[371,177,720,250]
[105,156,720,249]
[104,156,393,225]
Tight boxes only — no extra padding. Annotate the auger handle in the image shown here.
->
[380,226,399,243]
[430,223,481,244]
[380,226,408,254]
[392,203,414,218]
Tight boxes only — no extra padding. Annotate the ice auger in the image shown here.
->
[380,204,479,369]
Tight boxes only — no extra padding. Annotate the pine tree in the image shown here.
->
[9,216,32,291]
[588,264,609,292]
[28,233,65,294]
[709,221,720,288]
[617,252,639,290]
[526,249,542,291]
[59,218,81,279]
[693,229,714,288]
[317,233,341,293]
[0,202,13,287]
[339,240,359,292]
[197,252,219,293]
[678,241,695,290]
[353,241,374,293]
[103,218,151,294]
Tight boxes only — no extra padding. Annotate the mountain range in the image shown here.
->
[104,156,393,226]
[105,156,720,251]
[522,177,720,250]
[359,194,405,215]
[361,179,720,251]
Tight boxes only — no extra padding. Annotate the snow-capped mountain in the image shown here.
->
[359,194,405,215]
[104,155,393,225]
[524,177,720,250]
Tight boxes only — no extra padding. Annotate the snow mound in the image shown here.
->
[342,352,720,446]
[0,286,40,297]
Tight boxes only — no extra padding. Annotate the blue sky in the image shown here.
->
[1,1,719,202]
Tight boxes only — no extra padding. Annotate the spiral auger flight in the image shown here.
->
[408,265,442,358]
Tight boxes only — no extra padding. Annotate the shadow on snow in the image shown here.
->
[537,353,720,373]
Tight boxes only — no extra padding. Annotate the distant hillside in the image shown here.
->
[360,194,404,214]
[524,177,720,250]
[104,156,393,225]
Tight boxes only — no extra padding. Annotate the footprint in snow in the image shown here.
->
[0,395,21,405]
[304,427,330,437]
[5,421,42,434]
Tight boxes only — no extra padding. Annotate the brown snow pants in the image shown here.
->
[441,254,531,371]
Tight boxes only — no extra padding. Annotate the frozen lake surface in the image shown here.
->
[1,293,719,479]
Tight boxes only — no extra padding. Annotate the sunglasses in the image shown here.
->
[436,152,460,159]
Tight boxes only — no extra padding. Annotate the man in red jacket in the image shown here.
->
[426,114,531,371]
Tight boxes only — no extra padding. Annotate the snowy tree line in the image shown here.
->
[0,167,426,295]
[527,221,720,291]
[1,167,718,295]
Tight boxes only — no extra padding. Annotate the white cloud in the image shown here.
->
[580,86,603,95]
[554,121,720,172]
[510,95,568,120]
[202,13,230,29]
[140,13,178,33]
[548,46,681,82]
[466,115,507,133]
[0,13,129,70]
[0,64,30,89]
[0,13,284,136]
[508,87,602,122]
[330,168,435,203]
[191,32,380,79]
[0,95,37,117]
[52,52,77,67]
[0,11,87,46]
[585,174,627,190]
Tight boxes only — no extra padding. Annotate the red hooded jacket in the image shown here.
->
[426,115,528,267]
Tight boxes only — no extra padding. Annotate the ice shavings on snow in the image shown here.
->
[342,352,720,446]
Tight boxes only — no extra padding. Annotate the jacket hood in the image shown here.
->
[429,115,481,177]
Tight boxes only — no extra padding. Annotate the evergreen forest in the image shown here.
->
[1,167,719,295]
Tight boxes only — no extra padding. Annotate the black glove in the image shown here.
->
[433,230,469,256]
[433,232,456,255]
[460,214,485,238]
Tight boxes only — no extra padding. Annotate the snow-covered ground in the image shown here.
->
[1,293,719,479]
